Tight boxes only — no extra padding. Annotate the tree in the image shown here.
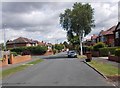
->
[63,41,69,48]
[60,2,95,55]
[54,44,64,51]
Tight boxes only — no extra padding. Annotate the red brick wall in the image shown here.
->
[9,55,31,64]
[108,55,120,63]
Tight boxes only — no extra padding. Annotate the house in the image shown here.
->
[38,41,46,46]
[98,30,107,43]
[46,43,53,51]
[6,37,38,48]
[91,34,98,46]
[84,39,92,46]
[98,26,116,47]
[114,22,120,46]
[105,26,116,46]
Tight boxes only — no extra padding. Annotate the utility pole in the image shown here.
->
[3,24,6,50]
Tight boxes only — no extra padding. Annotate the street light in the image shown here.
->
[3,24,6,50]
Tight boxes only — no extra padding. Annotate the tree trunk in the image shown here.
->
[79,34,83,55]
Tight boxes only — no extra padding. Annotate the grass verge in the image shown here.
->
[77,55,87,59]
[1,59,43,79]
[88,60,120,76]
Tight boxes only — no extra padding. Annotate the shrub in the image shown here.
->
[86,46,93,51]
[93,42,105,51]
[21,50,31,55]
[11,52,18,56]
[10,47,26,54]
[99,47,118,56]
[54,44,64,51]
[10,46,48,55]
[115,48,120,57]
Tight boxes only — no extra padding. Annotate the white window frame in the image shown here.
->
[115,32,119,38]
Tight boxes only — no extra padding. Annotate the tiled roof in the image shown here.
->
[105,26,116,35]
[7,37,37,44]
[99,26,116,36]
[38,41,46,46]
[91,34,98,39]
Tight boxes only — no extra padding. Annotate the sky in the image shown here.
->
[0,0,119,44]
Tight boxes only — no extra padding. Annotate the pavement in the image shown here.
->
[2,55,54,71]
[1,52,115,86]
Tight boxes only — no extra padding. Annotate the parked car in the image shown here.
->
[67,50,77,58]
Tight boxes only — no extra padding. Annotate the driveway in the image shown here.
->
[2,52,114,86]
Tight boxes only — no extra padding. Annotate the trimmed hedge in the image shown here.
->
[11,52,18,56]
[115,48,120,57]
[93,42,105,51]
[99,47,118,56]
[10,46,48,55]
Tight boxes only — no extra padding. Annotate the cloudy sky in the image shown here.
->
[0,0,119,44]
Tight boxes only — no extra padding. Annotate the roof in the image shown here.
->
[38,41,46,46]
[99,30,107,36]
[86,39,91,41]
[7,37,37,44]
[91,34,98,39]
[99,26,116,36]
[105,26,116,35]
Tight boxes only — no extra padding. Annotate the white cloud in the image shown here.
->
[1,2,118,44]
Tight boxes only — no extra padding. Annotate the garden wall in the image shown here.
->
[9,54,31,64]
[108,55,120,63]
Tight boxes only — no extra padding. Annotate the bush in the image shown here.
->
[99,47,117,56]
[86,46,93,51]
[115,48,120,57]
[11,52,18,56]
[54,44,64,51]
[10,46,48,55]
[93,42,105,51]
[21,50,31,55]
[10,47,26,54]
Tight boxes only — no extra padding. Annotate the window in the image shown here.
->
[115,32,119,38]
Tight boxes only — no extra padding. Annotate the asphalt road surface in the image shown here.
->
[2,52,114,86]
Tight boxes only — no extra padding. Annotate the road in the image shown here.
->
[2,52,114,86]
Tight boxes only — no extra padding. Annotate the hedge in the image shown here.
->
[93,42,105,51]
[99,47,118,56]
[10,46,48,55]
[115,48,120,57]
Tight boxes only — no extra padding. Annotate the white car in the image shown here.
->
[67,50,77,58]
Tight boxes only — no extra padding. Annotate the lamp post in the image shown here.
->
[3,24,6,50]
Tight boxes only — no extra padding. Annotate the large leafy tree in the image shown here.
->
[60,2,95,55]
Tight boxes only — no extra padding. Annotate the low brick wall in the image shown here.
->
[9,54,31,64]
[0,55,8,67]
[108,55,120,63]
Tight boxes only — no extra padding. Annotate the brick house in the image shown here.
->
[105,26,116,46]
[38,41,46,46]
[114,22,120,46]
[6,37,38,48]
[91,34,98,46]
[98,26,116,47]
[83,39,92,46]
